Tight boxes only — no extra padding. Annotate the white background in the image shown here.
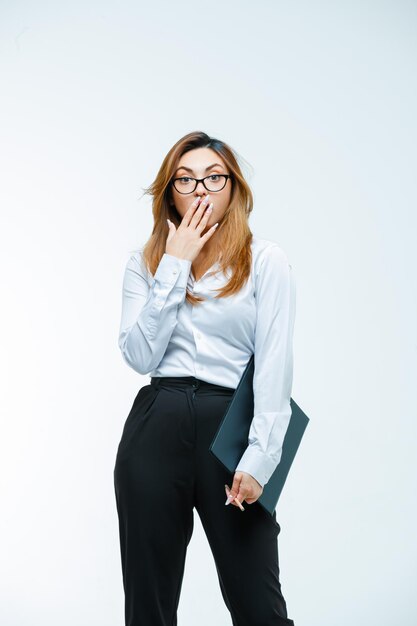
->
[1,1,416,624]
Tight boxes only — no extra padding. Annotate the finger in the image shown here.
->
[196,203,214,230]
[186,200,207,230]
[182,197,202,227]
[230,473,242,500]
[225,484,234,505]
[225,483,239,507]
[200,222,219,242]
[189,195,211,229]
[234,498,245,511]
[229,487,246,510]
[234,486,248,507]
[166,219,176,242]
[231,497,246,509]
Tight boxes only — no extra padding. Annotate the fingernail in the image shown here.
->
[225,494,234,505]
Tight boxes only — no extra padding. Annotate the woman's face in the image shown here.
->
[170,147,232,232]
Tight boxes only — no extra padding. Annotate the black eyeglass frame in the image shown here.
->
[171,174,233,194]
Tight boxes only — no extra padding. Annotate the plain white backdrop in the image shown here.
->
[1,1,416,624]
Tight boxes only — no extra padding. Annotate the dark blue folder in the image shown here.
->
[209,354,309,516]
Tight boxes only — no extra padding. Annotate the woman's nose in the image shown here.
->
[195,180,208,195]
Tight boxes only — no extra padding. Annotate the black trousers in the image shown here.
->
[113,376,295,626]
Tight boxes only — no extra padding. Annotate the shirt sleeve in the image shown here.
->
[234,244,296,487]
[118,251,192,374]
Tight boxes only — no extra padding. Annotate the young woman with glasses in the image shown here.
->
[114,130,296,625]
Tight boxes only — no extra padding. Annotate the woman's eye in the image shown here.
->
[209,175,220,181]
[179,177,191,183]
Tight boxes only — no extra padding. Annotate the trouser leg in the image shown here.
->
[193,387,295,626]
[113,383,195,626]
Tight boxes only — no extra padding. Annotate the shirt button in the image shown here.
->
[196,333,201,339]
[172,270,178,274]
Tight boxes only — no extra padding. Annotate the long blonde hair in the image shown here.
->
[140,130,254,305]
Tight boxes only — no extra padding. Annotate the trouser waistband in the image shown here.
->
[150,376,235,393]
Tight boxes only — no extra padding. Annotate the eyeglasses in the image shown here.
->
[171,174,232,194]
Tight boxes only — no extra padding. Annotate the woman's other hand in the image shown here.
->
[225,472,264,509]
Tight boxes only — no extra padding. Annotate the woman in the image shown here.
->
[114,131,296,625]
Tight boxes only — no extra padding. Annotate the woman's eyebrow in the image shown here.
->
[175,163,224,174]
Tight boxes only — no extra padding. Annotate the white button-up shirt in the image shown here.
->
[118,236,296,487]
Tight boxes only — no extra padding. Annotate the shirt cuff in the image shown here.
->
[235,445,282,488]
[154,253,192,289]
